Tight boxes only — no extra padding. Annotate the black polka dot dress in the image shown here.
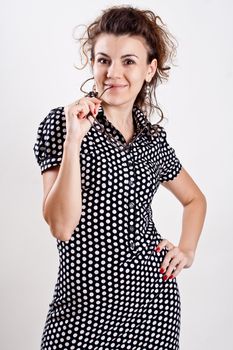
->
[33,105,183,350]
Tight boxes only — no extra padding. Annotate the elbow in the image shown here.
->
[43,209,81,241]
[44,213,80,241]
[191,191,207,215]
[201,192,207,214]
[198,190,207,209]
[50,224,75,241]
[183,191,207,213]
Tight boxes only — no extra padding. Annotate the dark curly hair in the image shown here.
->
[73,5,178,124]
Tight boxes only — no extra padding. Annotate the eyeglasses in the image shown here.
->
[83,87,148,151]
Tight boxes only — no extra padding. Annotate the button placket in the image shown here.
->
[129,172,137,250]
[125,151,138,252]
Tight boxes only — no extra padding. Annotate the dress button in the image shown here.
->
[129,240,135,250]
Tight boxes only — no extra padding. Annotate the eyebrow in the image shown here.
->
[96,52,139,59]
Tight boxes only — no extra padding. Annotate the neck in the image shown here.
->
[101,103,134,128]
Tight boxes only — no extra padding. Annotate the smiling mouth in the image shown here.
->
[104,84,127,88]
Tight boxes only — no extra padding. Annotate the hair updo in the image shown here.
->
[73,5,178,123]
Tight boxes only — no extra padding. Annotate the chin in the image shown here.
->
[103,98,132,107]
[103,94,134,105]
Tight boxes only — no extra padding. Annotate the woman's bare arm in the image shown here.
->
[42,138,82,241]
[161,166,207,265]
[41,96,101,241]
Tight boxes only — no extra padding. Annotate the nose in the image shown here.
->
[106,62,123,79]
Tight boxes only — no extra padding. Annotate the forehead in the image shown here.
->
[94,34,149,57]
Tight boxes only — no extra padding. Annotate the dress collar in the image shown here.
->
[96,105,159,140]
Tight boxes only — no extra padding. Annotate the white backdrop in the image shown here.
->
[0,0,232,349]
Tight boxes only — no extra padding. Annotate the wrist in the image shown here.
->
[64,137,82,149]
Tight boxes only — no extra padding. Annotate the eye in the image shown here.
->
[97,58,110,65]
[123,59,135,65]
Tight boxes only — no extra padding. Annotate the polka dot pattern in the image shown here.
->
[33,106,183,349]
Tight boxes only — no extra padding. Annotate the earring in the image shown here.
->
[142,81,151,116]
[142,81,151,115]
[145,82,150,101]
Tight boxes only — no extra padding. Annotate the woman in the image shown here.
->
[33,5,207,350]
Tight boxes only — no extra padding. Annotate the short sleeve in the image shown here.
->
[33,106,66,174]
[156,126,182,183]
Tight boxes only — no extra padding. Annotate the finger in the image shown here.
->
[164,255,182,278]
[78,111,86,119]
[159,248,177,274]
[88,103,96,117]
[89,96,102,104]
[86,114,96,126]
[154,239,174,253]
[84,99,97,115]
[154,238,167,252]
[91,97,102,113]
[95,101,102,114]
[72,104,87,118]
[78,100,90,114]
[75,100,95,118]
[169,259,186,280]
[94,107,100,117]
[84,100,99,117]
[78,96,101,108]
[74,97,101,117]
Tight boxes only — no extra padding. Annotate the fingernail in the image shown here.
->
[169,275,174,280]
[163,275,168,281]
[159,268,165,274]
[155,247,160,252]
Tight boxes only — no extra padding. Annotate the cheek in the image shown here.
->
[93,66,106,83]
[92,66,99,78]
[128,68,146,84]
[129,75,145,93]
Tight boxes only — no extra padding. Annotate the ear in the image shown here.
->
[146,58,157,82]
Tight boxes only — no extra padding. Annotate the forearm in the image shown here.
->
[43,138,82,241]
[178,194,207,261]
